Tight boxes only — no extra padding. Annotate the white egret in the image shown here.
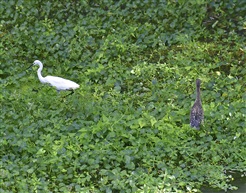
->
[28,60,80,92]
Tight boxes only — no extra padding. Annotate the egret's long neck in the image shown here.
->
[37,63,46,83]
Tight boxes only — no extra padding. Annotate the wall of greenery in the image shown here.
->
[1,0,245,192]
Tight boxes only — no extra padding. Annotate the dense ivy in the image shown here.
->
[1,0,245,192]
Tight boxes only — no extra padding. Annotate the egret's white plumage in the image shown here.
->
[30,60,79,91]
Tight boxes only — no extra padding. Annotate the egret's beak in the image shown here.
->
[26,63,34,70]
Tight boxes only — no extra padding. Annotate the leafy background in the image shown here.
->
[0,0,245,192]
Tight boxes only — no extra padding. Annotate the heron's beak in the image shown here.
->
[26,64,34,70]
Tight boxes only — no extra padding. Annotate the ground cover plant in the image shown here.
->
[0,0,245,192]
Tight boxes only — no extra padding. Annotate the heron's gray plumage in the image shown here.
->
[190,79,204,129]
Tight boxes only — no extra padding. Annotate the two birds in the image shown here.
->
[29,60,203,129]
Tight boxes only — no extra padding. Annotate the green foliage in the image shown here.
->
[1,0,245,192]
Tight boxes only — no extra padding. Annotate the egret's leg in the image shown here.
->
[68,90,74,96]
[32,89,39,93]
[63,90,74,97]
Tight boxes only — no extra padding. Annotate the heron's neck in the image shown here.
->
[196,85,201,102]
[37,64,46,83]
